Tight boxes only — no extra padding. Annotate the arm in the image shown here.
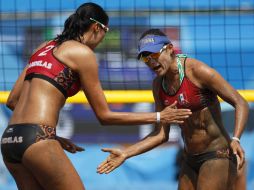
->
[117,79,175,158]
[7,41,49,111]
[73,45,191,125]
[190,58,249,168]
[6,65,28,110]
[97,122,170,174]
[97,80,183,174]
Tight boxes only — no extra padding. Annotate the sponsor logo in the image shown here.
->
[28,60,52,69]
[140,37,155,45]
[1,136,23,144]
[6,127,13,133]
[178,93,189,105]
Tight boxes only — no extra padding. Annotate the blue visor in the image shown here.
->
[137,35,171,58]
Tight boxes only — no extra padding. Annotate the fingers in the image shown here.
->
[101,148,120,155]
[165,110,192,124]
[64,143,84,153]
[237,149,245,169]
[168,101,177,108]
[97,159,109,173]
[97,159,118,174]
[161,103,192,124]
[56,136,85,153]
[101,148,113,153]
[230,141,245,169]
[97,160,108,170]
[76,146,85,152]
[66,146,76,153]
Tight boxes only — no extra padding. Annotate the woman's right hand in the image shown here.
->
[97,148,127,174]
[55,136,84,153]
[160,101,192,124]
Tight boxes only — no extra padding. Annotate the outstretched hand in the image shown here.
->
[97,148,126,174]
[230,140,245,169]
[56,136,84,153]
[160,101,192,124]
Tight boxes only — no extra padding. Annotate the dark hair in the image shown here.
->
[139,29,167,40]
[55,2,109,44]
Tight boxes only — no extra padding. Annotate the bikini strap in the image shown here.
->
[176,54,187,84]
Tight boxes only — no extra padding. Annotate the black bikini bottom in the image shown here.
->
[1,124,56,163]
[184,148,237,173]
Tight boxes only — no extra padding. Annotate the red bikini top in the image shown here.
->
[159,55,217,111]
[25,41,81,98]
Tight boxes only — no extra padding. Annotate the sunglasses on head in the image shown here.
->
[140,44,168,63]
[90,18,109,33]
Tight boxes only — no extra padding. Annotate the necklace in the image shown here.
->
[162,54,187,95]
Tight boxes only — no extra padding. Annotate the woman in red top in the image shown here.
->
[97,29,249,190]
[0,4,192,190]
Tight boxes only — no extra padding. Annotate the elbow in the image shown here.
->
[161,134,169,143]
[239,97,249,112]
[97,111,112,126]
[6,99,16,111]
[99,119,110,126]
[244,99,249,110]
[158,132,169,144]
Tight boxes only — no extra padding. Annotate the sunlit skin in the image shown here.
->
[4,19,194,190]
[97,43,249,190]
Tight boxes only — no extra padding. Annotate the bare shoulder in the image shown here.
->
[56,40,97,72]
[186,58,214,75]
[185,57,215,87]
[61,40,94,57]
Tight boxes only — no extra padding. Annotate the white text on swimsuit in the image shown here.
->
[29,60,52,69]
[1,136,23,144]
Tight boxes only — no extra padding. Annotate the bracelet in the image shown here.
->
[232,137,240,143]
[156,112,160,124]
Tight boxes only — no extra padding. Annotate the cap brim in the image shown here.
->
[137,43,164,59]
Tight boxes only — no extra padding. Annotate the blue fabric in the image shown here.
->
[138,35,171,57]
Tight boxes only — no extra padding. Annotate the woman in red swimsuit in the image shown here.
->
[97,29,249,190]
[0,5,192,190]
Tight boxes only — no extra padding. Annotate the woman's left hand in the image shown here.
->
[230,140,245,169]
[56,136,84,153]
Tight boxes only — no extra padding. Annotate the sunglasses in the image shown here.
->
[90,18,109,33]
[140,45,168,63]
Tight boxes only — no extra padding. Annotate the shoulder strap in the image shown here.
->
[176,54,187,84]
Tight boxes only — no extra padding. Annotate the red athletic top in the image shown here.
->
[159,58,217,112]
[25,41,81,98]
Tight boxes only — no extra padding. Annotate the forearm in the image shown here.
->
[123,124,169,159]
[233,100,249,138]
[99,111,157,125]
[6,65,28,110]
[6,94,19,111]
[124,136,165,159]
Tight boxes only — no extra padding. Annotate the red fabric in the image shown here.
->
[159,77,216,111]
[26,41,80,97]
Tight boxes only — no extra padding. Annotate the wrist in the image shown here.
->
[123,151,130,159]
[232,136,240,143]
[156,112,160,124]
